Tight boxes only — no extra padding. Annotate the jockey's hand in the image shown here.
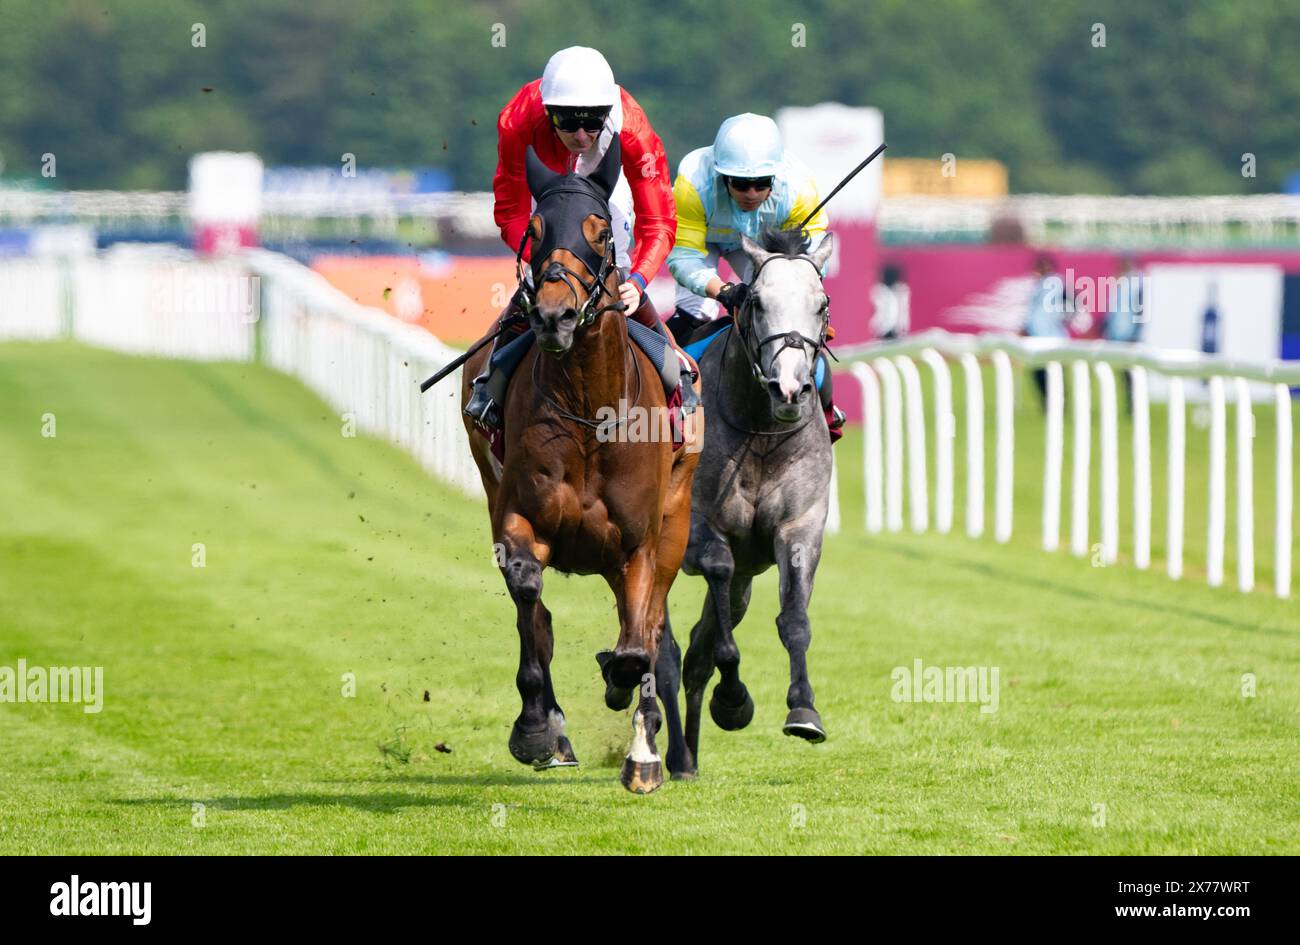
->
[618,281,642,313]
[717,282,750,315]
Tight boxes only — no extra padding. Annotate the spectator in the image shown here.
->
[1023,253,1069,410]
[1102,255,1144,416]
[869,263,910,340]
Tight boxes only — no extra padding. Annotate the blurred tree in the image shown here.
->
[0,0,1296,195]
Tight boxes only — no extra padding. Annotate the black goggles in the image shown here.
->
[548,108,610,133]
[726,175,774,193]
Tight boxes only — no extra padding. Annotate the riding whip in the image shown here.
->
[418,319,516,393]
[795,142,887,231]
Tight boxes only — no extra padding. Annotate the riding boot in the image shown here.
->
[630,292,701,415]
[464,289,530,429]
[815,351,845,444]
[665,306,708,347]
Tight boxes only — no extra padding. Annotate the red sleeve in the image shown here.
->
[492,82,538,262]
[618,90,676,284]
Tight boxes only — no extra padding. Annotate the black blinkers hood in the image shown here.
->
[525,139,622,281]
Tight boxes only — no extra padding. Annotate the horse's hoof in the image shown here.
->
[508,721,558,766]
[606,647,651,691]
[604,684,634,711]
[534,734,579,769]
[596,650,636,709]
[620,757,663,794]
[782,707,827,743]
[666,749,696,781]
[709,686,755,731]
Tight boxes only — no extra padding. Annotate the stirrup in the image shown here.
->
[680,374,701,415]
[464,380,501,427]
[827,404,846,443]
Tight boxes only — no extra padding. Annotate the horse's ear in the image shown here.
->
[810,231,835,271]
[740,233,774,272]
[588,136,622,199]
[525,146,560,198]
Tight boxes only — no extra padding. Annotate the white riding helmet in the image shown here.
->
[712,113,783,178]
[540,46,617,107]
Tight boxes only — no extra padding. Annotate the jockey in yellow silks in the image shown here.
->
[665,113,844,441]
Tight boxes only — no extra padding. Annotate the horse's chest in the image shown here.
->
[516,459,654,572]
[699,454,783,535]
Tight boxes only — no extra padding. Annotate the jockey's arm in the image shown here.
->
[667,174,724,299]
[618,104,677,298]
[492,98,533,262]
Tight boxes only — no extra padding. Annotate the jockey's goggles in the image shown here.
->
[548,106,610,133]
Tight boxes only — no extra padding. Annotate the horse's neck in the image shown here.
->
[538,313,629,413]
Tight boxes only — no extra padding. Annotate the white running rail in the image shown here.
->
[836,330,1299,599]
[0,249,481,496]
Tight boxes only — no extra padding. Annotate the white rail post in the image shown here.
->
[1234,377,1254,593]
[960,353,984,538]
[1168,377,1185,581]
[1095,362,1119,565]
[895,355,929,533]
[992,350,1013,543]
[873,357,904,533]
[1070,360,1092,557]
[1207,375,1226,588]
[1276,383,1293,599]
[1132,367,1151,570]
[851,363,884,533]
[921,348,954,534]
[1043,360,1064,551]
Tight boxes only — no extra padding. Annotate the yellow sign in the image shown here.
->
[883,158,1008,197]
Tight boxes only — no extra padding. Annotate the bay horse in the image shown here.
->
[659,228,836,780]
[460,140,702,794]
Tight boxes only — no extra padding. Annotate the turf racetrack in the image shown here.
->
[1,341,1296,854]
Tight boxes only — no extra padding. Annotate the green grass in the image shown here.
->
[0,340,1296,854]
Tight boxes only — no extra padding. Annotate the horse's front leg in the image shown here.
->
[497,511,562,766]
[774,521,827,742]
[649,447,698,781]
[699,536,755,732]
[606,544,664,793]
[682,531,755,770]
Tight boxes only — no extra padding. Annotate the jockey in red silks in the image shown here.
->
[465,45,695,429]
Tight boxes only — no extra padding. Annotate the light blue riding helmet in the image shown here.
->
[711,113,783,177]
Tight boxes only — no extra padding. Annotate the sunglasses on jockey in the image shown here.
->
[548,106,610,134]
[726,175,774,193]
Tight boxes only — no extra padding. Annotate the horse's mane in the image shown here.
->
[759,226,811,257]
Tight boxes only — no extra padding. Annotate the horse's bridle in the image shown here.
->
[712,250,835,440]
[734,252,833,388]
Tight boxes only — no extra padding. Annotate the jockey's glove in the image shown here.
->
[717,282,751,315]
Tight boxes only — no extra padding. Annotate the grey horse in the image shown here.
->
[656,227,836,780]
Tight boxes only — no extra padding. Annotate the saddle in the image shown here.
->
[473,317,693,463]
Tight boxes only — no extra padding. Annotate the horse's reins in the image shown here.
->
[531,334,643,432]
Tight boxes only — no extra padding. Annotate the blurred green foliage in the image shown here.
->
[0,0,1296,194]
